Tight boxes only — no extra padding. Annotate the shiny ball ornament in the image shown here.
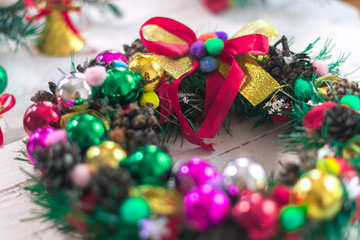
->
[184,184,230,231]
[56,72,91,111]
[340,94,360,110]
[280,205,307,232]
[85,141,127,172]
[66,114,107,152]
[176,157,218,195]
[95,49,128,65]
[99,68,143,105]
[128,54,164,92]
[130,185,182,216]
[120,145,171,185]
[140,91,160,109]
[293,169,344,220]
[0,65,8,94]
[120,197,150,225]
[223,157,267,197]
[26,127,54,164]
[23,101,61,135]
[232,191,278,240]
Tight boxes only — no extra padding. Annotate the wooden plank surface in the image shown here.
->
[1,0,360,239]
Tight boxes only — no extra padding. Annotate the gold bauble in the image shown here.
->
[130,185,182,216]
[293,169,344,220]
[128,54,164,92]
[85,141,127,172]
[314,75,342,97]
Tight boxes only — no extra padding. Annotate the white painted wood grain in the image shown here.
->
[1,0,360,239]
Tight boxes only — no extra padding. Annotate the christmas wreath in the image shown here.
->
[19,17,360,240]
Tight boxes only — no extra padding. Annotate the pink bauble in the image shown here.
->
[95,50,128,65]
[71,164,93,188]
[232,191,278,240]
[176,157,217,195]
[26,127,54,164]
[44,129,68,146]
[313,60,329,76]
[23,101,61,135]
[184,184,230,231]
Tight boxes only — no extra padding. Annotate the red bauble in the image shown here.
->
[23,101,61,135]
[271,185,291,209]
[202,0,229,13]
[232,191,278,240]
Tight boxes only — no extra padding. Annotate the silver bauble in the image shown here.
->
[56,72,91,111]
[223,157,267,197]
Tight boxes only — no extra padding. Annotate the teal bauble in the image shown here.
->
[120,145,172,185]
[97,68,143,105]
[66,114,107,152]
[0,66,8,94]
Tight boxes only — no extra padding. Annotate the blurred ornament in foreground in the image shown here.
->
[223,157,267,197]
[96,50,128,65]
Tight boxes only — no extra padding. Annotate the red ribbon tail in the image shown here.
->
[201,70,223,119]
[157,82,172,125]
[168,61,214,151]
[196,55,243,138]
[0,127,3,146]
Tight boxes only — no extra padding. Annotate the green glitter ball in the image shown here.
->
[97,67,142,105]
[66,114,107,152]
[0,65,8,94]
[340,94,360,110]
[120,197,150,225]
[204,38,224,55]
[280,205,307,231]
[120,145,171,185]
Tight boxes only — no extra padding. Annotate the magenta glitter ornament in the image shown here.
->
[176,157,218,195]
[95,50,128,65]
[23,101,61,135]
[26,127,54,164]
[184,184,230,231]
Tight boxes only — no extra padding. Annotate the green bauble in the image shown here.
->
[98,67,142,105]
[280,205,307,231]
[340,94,360,110]
[120,145,171,185]
[120,197,150,225]
[0,65,8,94]
[66,114,107,152]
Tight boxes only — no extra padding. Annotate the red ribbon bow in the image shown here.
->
[0,94,16,146]
[140,17,269,151]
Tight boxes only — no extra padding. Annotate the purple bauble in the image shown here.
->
[176,157,217,195]
[184,184,230,231]
[215,31,228,41]
[95,50,128,65]
[26,127,54,164]
[190,41,207,59]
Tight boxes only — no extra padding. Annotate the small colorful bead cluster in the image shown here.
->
[190,31,227,73]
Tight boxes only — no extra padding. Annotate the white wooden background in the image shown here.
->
[1,0,360,239]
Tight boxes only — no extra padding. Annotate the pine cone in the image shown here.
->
[278,162,301,186]
[30,82,58,104]
[297,146,317,171]
[325,78,360,101]
[324,105,358,142]
[76,58,113,73]
[264,36,316,86]
[195,221,246,240]
[110,102,162,154]
[123,39,149,60]
[33,141,81,189]
[91,167,133,209]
